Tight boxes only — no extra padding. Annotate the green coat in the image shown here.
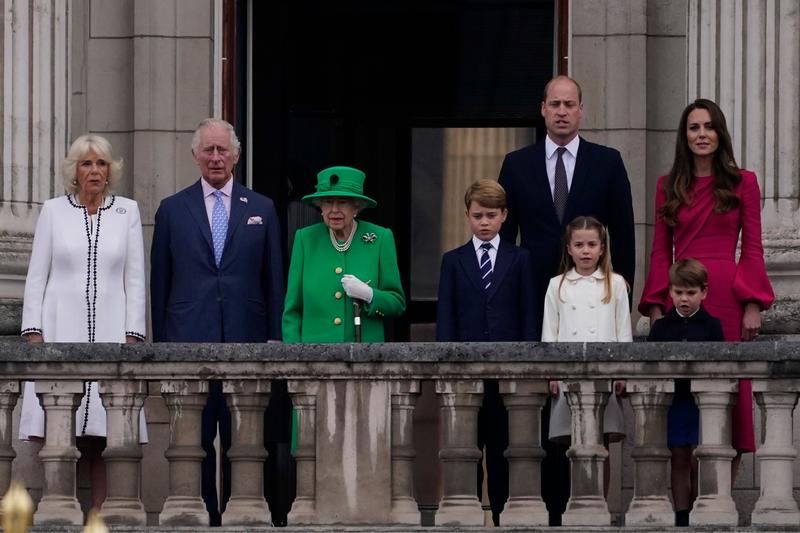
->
[282,220,406,343]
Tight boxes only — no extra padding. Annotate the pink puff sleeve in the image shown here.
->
[638,175,673,316]
[732,170,774,310]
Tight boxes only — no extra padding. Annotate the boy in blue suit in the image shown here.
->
[437,179,536,525]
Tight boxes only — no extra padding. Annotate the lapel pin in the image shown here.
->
[240,197,248,203]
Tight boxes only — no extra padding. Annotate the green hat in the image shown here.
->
[302,166,377,208]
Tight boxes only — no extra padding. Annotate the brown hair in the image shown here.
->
[464,179,507,210]
[542,75,583,104]
[668,258,708,289]
[558,216,619,304]
[659,99,741,226]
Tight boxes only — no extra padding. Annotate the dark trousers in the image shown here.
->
[476,380,509,526]
[201,380,295,527]
[540,395,570,526]
[201,381,232,526]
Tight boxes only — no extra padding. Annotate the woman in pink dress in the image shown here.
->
[639,98,774,477]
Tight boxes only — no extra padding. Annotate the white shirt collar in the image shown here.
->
[675,306,701,318]
[472,234,501,252]
[563,267,605,281]
[545,134,580,160]
[201,176,234,198]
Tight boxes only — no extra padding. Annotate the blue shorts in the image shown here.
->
[667,396,699,449]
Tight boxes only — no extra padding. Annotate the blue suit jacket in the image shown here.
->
[150,179,284,342]
[436,239,536,342]
[498,137,635,338]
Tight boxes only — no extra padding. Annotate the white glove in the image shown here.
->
[341,274,373,303]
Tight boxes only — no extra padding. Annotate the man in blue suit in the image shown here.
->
[437,179,536,525]
[150,118,285,525]
[498,76,635,525]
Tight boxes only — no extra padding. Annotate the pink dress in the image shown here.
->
[639,170,774,452]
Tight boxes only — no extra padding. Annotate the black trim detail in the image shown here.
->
[21,327,43,336]
[125,331,146,341]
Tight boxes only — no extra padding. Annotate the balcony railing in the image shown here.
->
[1,341,798,528]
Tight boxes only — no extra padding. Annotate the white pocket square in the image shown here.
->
[247,216,263,225]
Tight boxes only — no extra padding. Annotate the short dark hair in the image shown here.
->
[668,259,708,289]
[542,75,583,104]
[464,179,506,210]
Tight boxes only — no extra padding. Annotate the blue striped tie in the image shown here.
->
[211,190,228,266]
[479,242,493,290]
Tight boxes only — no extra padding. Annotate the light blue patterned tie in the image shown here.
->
[211,190,228,266]
[479,242,493,290]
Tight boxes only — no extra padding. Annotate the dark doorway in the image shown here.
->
[248,0,555,340]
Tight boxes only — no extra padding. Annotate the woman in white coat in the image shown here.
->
[20,133,147,509]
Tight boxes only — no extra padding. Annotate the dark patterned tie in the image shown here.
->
[553,146,568,223]
[479,242,493,290]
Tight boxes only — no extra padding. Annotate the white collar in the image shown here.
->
[201,176,234,198]
[675,307,701,318]
[563,267,605,281]
[472,234,501,252]
[545,135,580,160]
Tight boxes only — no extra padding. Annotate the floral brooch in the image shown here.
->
[361,232,377,243]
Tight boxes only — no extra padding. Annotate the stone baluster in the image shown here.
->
[221,379,271,525]
[561,380,611,526]
[751,379,800,525]
[389,380,420,525]
[624,379,674,526]
[0,381,19,496]
[159,380,209,526]
[498,380,548,526]
[33,380,83,525]
[97,380,147,525]
[287,380,320,525]
[435,379,484,526]
[690,379,738,526]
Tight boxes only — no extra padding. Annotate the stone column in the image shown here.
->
[33,380,83,525]
[159,380,209,526]
[221,379,271,526]
[690,379,738,526]
[287,380,320,525]
[97,380,147,525]
[0,0,70,334]
[389,380,420,525]
[751,379,800,526]
[687,0,800,334]
[624,379,674,526]
[561,380,611,526]
[498,380,548,526]
[434,379,483,526]
[0,381,19,495]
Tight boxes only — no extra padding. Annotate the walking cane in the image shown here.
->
[353,299,362,343]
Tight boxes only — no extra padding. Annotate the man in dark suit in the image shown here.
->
[437,179,536,525]
[498,76,635,524]
[150,118,285,525]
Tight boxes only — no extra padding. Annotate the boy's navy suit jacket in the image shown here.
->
[436,239,536,341]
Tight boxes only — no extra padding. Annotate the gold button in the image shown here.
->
[335,291,343,299]
[334,317,342,325]
[335,267,343,274]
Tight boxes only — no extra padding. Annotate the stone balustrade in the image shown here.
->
[0,341,799,528]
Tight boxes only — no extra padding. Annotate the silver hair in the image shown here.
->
[191,118,241,155]
[62,134,123,195]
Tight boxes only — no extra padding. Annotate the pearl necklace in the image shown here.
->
[330,220,358,252]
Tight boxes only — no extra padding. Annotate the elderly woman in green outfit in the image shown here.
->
[283,166,406,342]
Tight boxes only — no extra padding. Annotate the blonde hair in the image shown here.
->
[558,216,617,304]
[62,134,123,195]
[464,179,506,210]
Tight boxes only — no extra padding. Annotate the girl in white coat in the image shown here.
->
[542,216,631,460]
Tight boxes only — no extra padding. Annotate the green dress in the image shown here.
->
[282,220,406,343]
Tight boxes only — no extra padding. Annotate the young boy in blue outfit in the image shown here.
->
[437,179,536,525]
[648,258,724,527]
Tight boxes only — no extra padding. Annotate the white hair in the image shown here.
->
[62,134,123,194]
[191,118,241,155]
